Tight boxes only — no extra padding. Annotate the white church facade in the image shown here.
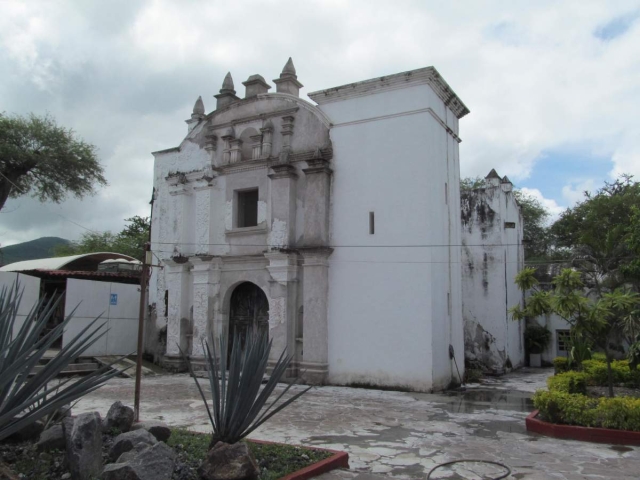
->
[148,59,472,391]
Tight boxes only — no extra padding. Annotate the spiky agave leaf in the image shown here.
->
[182,326,311,445]
[0,283,125,440]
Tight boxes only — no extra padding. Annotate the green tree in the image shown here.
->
[551,175,640,293]
[511,267,640,397]
[55,216,150,261]
[0,113,106,211]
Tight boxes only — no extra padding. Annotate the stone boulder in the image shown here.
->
[6,420,44,442]
[37,424,65,452]
[102,401,134,434]
[108,429,157,462]
[130,421,171,442]
[198,442,259,480]
[64,412,103,480]
[102,442,176,480]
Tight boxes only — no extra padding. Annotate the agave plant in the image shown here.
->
[0,283,124,441]
[182,327,311,445]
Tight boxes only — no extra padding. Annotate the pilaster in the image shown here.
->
[164,261,191,357]
[299,247,333,384]
[302,156,332,247]
[281,116,295,152]
[268,164,297,249]
[191,257,222,357]
[266,252,300,375]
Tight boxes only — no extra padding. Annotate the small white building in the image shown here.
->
[0,253,141,356]
[460,170,525,373]
[148,59,469,391]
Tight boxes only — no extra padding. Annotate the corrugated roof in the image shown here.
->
[0,252,138,272]
[21,269,141,284]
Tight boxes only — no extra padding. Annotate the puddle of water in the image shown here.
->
[610,445,634,453]
[418,389,534,414]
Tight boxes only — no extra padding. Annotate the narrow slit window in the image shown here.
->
[369,211,375,234]
[237,189,259,227]
[445,182,448,204]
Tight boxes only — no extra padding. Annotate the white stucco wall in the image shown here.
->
[460,181,525,372]
[63,279,139,356]
[0,271,41,336]
[320,83,465,391]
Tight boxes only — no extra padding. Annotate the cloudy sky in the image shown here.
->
[1,0,639,246]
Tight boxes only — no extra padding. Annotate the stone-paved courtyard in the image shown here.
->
[74,369,639,479]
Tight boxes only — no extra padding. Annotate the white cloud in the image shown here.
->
[561,179,597,205]
[519,187,565,222]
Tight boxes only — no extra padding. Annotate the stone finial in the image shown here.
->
[192,96,205,116]
[501,175,513,192]
[282,57,296,76]
[273,57,303,97]
[186,95,205,132]
[242,74,271,98]
[262,118,274,130]
[215,72,240,109]
[485,168,501,187]
[485,168,501,180]
[221,72,235,93]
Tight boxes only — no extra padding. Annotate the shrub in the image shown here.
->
[524,324,551,354]
[591,352,607,362]
[533,390,640,431]
[581,359,635,385]
[553,357,570,373]
[547,372,588,394]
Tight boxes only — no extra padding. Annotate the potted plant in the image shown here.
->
[525,324,551,367]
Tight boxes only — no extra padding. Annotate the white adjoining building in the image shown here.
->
[148,59,473,391]
[460,170,525,373]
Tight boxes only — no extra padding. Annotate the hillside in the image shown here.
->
[0,237,70,266]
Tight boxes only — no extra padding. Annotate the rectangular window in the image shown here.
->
[369,211,375,234]
[505,222,516,229]
[557,329,570,357]
[237,189,259,228]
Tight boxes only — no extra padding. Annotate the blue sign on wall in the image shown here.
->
[110,293,118,306]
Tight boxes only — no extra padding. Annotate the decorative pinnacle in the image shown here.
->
[281,57,297,77]
[221,72,235,93]
[192,96,205,115]
[485,168,501,180]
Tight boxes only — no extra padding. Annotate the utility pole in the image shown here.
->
[134,242,151,422]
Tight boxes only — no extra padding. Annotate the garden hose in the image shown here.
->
[427,459,512,480]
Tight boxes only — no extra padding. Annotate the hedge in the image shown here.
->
[547,371,588,394]
[551,357,640,387]
[533,390,640,431]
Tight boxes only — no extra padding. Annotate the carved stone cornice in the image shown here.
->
[308,66,470,119]
[268,163,297,180]
[209,107,299,131]
[303,157,332,176]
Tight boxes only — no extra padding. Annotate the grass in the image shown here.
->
[167,428,333,480]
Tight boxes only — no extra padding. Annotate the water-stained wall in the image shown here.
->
[460,172,525,373]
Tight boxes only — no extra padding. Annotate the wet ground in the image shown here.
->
[74,368,640,479]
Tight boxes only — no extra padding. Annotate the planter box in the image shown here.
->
[249,439,349,480]
[526,410,640,446]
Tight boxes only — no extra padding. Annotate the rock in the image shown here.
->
[37,424,65,452]
[130,421,171,442]
[198,442,259,480]
[61,474,71,480]
[0,462,19,480]
[65,412,103,480]
[108,429,157,462]
[102,401,134,434]
[102,442,176,480]
[6,420,44,442]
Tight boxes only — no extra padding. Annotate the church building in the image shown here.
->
[148,59,470,391]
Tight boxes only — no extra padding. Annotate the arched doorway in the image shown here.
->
[228,282,269,360]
